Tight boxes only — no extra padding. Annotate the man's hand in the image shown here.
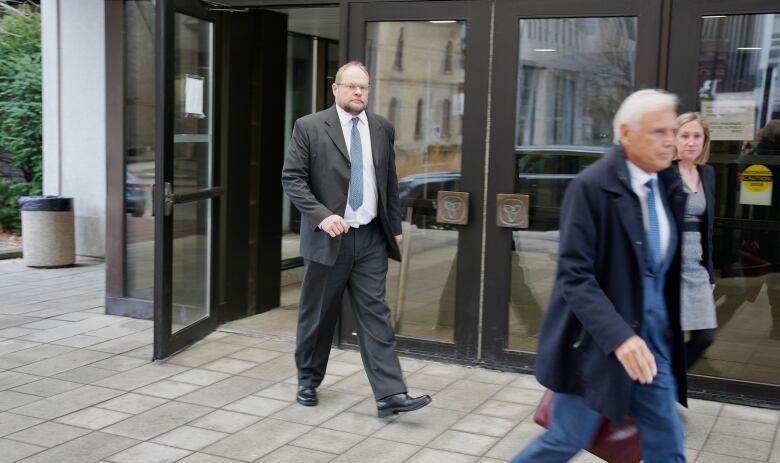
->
[394,234,402,244]
[319,215,350,237]
[614,335,657,384]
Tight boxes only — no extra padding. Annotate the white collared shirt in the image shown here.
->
[625,160,671,260]
[335,105,378,227]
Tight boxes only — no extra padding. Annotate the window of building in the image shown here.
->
[394,27,404,71]
[414,98,423,140]
[442,98,451,138]
[444,40,453,74]
[388,97,399,127]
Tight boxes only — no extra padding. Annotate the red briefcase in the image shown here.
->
[533,390,641,463]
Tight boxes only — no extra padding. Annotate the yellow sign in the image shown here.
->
[740,164,773,205]
[741,165,772,192]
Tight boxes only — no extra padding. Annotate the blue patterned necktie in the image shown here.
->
[645,178,661,264]
[349,117,363,210]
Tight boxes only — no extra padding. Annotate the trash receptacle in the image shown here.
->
[18,196,75,268]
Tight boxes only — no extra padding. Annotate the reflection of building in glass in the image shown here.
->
[699,15,780,122]
[366,22,465,178]
[516,17,637,147]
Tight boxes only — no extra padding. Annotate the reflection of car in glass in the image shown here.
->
[126,171,147,217]
[396,146,606,230]
[515,145,605,230]
[398,171,460,229]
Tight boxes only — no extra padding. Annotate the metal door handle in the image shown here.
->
[164,182,224,216]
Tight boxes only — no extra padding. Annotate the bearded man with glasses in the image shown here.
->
[282,61,431,417]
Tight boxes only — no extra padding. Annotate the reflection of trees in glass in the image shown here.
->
[515,17,636,147]
[699,15,767,94]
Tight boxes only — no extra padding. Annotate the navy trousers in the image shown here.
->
[511,359,685,463]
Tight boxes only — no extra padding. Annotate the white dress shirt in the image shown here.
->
[335,105,378,227]
[626,160,671,260]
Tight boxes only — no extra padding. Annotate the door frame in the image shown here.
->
[339,0,492,360]
[153,0,222,359]
[482,0,667,367]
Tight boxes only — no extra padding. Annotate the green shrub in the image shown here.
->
[0,2,41,234]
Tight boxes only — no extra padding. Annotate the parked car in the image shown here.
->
[515,145,605,230]
[398,170,460,229]
[126,171,147,217]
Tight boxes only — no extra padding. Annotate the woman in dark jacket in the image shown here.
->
[671,112,717,368]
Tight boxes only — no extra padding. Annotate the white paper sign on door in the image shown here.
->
[700,99,755,141]
[184,74,205,118]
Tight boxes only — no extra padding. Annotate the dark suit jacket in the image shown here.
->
[667,161,716,283]
[281,105,402,266]
[534,145,688,423]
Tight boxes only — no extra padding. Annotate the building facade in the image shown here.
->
[41,0,780,407]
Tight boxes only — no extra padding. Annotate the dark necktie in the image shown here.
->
[645,178,661,264]
[349,117,363,210]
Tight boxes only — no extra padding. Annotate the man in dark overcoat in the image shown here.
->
[512,89,688,462]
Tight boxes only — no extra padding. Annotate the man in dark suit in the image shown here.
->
[281,61,431,418]
[512,89,688,462]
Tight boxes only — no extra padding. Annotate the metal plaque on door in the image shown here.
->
[436,191,469,225]
[496,194,529,228]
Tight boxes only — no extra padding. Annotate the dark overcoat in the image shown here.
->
[534,145,688,423]
[281,105,402,266]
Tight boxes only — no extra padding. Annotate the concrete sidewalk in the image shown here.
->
[1,258,779,462]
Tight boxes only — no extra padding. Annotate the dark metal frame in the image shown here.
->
[339,0,492,360]
[483,0,666,368]
[105,0,157,320]
[105,0,127,312]
[154,0,222,359]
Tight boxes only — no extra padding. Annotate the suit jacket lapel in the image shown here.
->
[603,148,646,272]
[324,106,350,163]
[367,113,382,171]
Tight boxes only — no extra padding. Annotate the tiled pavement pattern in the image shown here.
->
[2,259,780,462]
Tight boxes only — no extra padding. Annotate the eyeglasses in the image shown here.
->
[336,83,371,92]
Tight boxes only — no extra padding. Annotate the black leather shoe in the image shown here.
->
[297,386,318,406]
[376,393,431,417]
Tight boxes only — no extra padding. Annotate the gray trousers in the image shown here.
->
[295,220,407,400]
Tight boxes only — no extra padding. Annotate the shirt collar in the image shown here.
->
[625,159,657,192]
[336,104,367,127]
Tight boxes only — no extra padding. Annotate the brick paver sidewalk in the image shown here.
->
[1,258,779,462]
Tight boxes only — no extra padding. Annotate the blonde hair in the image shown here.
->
[335,61,370,83]
[674,112,711,165]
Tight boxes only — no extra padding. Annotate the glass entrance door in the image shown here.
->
[340,1,491,358]
[154,0,222,359]
[668,0,780,398]
[483,0,666,366]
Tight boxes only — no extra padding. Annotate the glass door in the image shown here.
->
[483,0,665,366]
[668,0,780,401]
[154,0,222,359]
[340,1,491,359]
